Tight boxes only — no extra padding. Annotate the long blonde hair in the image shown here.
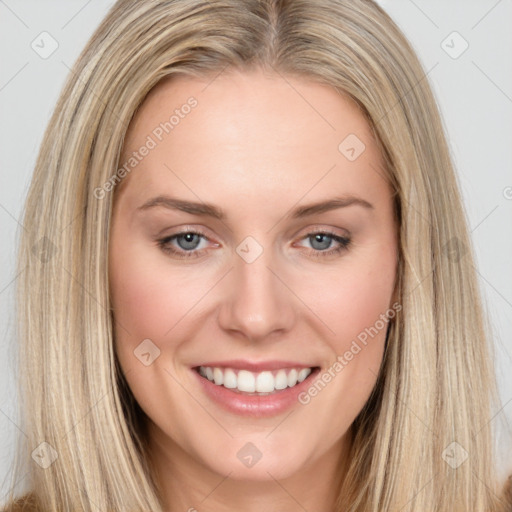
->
[4,0,509,510]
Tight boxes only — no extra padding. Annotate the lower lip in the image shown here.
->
[192,367,321,417]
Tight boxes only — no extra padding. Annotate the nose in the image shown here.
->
[217,243,296,342]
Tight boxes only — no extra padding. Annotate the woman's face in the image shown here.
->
[109,68,398,484]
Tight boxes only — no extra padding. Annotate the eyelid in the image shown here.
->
[157,225,351,259]
[291,228,351,256]
[155,225,215,253]
[293,225,350,238]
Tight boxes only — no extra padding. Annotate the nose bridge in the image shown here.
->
[217,237,295,341]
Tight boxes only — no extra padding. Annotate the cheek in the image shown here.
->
[108,238,209,427]
[109,235,212,344]
[296,244,397,417]
[306,254,396,351]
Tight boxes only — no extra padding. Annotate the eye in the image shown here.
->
[157,230,213,259]
[157,228,351,260]
[295,230,351,258]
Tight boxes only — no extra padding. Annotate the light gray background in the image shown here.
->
[1,0,511,502]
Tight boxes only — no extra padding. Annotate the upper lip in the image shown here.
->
[193,359,317,372]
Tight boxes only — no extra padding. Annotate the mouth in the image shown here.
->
[190,358,322,416]
[193,364,321,396]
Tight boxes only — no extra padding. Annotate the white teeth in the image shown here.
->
[198,366,313,394]
[287,369,298,387]
[237,370,255,392]
[297,368,310,383]
[275,369,288,390]
[223,368,237,389]
[255,371,274,392]
[213,367,224,385]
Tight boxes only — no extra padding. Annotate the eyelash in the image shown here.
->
[157,229,351,260]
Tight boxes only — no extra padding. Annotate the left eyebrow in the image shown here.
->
[290,196,374,218]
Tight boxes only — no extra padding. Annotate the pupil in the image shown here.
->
[178,233,200,250]
[311,234,331,251]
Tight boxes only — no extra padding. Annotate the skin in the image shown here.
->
[109,67,398,512]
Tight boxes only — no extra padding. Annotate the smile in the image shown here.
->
[196,366,314,395]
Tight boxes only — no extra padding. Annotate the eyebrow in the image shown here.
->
[136,194,374,219]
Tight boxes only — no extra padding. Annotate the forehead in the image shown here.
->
[117,68,387,207]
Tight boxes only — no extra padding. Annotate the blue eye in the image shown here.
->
[174,232,203,251]
[310,233,339,251]
[299,231,351,258]
[158,230,210,259]
[157,230,351,259]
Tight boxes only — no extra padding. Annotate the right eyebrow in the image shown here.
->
[137,196,226,220]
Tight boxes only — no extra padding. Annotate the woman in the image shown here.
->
[3,0,511,510]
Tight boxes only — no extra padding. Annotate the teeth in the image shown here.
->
[213,367,224,386]
[297,368,310,382]
[255,371,274,392]
[275,370,288,390]
[238,370,255,392]
[287,369,298,387]
[223,368,237,389]
[198,365,313,394]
